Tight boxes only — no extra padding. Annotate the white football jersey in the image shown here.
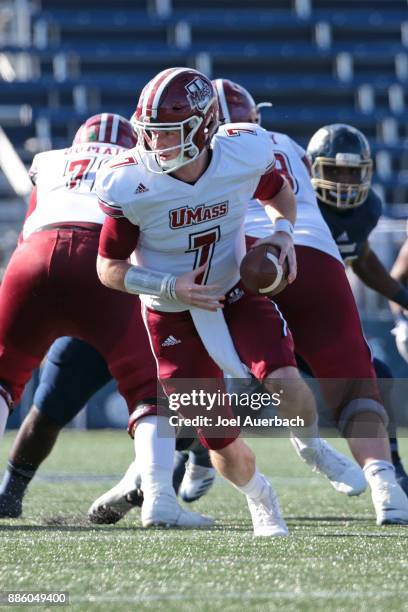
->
[244,131,342,263]
[96,123,276,312]
[23,143,126,240]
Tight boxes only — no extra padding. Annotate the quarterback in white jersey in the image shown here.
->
[96,67,367,536]
[98,120,282,312]
[212,78,408,526]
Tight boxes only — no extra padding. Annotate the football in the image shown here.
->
[239,244,289,297]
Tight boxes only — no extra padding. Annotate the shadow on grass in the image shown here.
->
[0,513,219,533]
[1,515,406,537]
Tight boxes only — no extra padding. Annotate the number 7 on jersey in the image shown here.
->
[186,226,221,285]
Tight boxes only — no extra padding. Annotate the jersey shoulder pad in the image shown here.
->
[215,123,275,175]
[95,152,141,218]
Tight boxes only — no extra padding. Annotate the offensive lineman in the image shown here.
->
[229,81,408,521]
[0,113,212,528]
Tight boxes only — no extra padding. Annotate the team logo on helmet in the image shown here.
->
[185,77,213,111]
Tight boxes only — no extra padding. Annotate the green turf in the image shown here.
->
[0,431,407,611]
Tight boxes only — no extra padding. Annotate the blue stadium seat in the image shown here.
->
[1,0,407,204]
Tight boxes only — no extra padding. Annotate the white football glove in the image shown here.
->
[391,314,408,364]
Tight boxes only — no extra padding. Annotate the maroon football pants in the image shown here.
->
[0,228,157,413]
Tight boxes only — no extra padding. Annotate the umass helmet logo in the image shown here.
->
[185,77,213,111]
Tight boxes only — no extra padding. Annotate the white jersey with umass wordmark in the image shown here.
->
[96,123,276,312]
[244,131,342,263]
[23,143,126,240]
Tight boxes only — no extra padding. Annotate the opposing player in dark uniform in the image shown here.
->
[307,123,408,493]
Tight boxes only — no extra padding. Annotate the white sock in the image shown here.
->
[235,470,267,500]
[364,459,396,486]
[0,396,8,439]
[290,417,320,451]
[133,415,176,497]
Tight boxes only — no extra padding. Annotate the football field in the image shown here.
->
[0,431,407,611]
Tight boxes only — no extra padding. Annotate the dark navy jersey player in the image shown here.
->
[307,123,408,493]
[307,124,408,308]
[318,188,382,263]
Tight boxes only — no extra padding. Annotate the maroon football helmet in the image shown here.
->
[212,78,271,125]
[73,113,137,149]
[132,67,219,173]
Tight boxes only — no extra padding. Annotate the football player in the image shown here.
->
[213,80,408,522]
[93,67,367,537]
[0,114,212,528]
[307,123,408,493]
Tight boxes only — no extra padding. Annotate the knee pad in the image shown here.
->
[338,398,389,434]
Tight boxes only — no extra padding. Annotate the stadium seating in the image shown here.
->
[0,0,407,208]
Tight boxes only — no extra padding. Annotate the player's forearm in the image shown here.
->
[97,255,131,292]
[352,249,407,304]
[260,178,296,226]
[97,255,178,300]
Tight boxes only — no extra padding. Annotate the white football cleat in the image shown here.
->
[291,437,367,496]
[370,480,408,526]
[142,491,214,529]
[88,481,143,524]
[179,462,216,503]
[247,478,288,537]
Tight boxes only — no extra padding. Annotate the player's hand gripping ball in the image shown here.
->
[240,244,289,297]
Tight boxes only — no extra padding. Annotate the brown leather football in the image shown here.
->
[239,244,289,297]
